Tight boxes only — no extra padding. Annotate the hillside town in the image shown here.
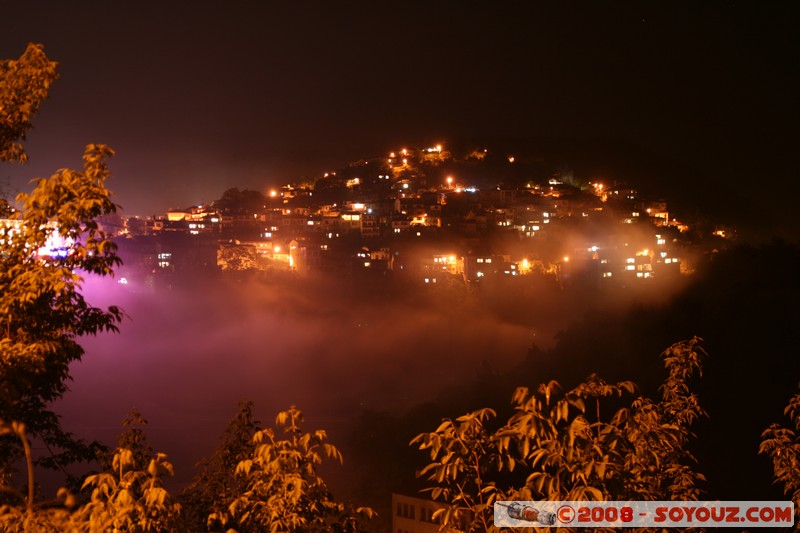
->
[3,144,730,291]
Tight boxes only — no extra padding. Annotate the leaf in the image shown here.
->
[559,400,569,421]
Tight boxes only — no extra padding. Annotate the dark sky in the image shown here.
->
[1,1,797,221]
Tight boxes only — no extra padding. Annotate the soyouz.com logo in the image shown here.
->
[494,501,794,528]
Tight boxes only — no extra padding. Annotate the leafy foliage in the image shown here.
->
[214,405,375,532]
[109,409,155,473]
[413,337,707,532]
[0,411,179,532]
[0,198,14,219]
[411,407,504,531]
[217,242,259,272]
[0,485,73,533]
[1,404,376,532]
[72,441,181,531]
[1,41,122,482]
[0,43,58,163]
[181,400,260,531]
[760,390,800,527]
[0,143,122,479]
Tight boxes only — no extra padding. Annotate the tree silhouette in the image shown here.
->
[0,44,122,486]
[413,338,706,531]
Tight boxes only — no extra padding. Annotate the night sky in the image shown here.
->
[2,2,797,228]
